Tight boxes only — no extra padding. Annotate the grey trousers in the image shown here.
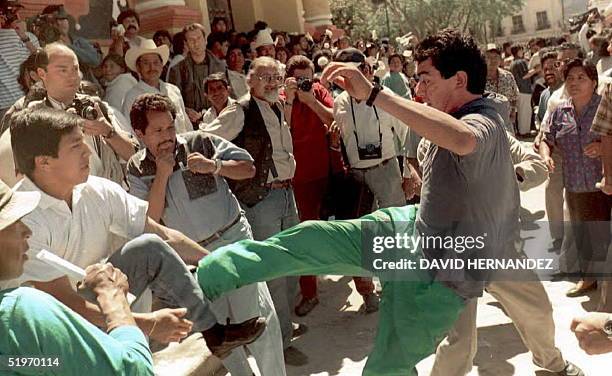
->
[350,157,406,210]
[108,233,218,331]
[545,151,565,241]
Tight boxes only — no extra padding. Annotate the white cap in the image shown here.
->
[253,28,274,49]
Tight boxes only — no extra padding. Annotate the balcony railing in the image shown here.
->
[536,22,551,30]
[511,25,526,34]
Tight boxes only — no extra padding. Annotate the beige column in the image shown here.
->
[135,0,185,12]
[183,0,212,34]
[302,0,333,29]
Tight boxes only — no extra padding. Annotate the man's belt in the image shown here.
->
[267,179,292,189]
[351,157,394,172]
[199,215,242,247]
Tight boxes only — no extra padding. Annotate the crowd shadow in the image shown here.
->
[286,276,377,376]
[472,322,528,376]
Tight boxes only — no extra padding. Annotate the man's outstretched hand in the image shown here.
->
[321,63,373,101]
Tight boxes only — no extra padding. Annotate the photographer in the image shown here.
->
[0,0,39,120]
[283,55,334,316]
[0,43,136,187]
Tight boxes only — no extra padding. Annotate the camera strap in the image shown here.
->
[349,97,382,148]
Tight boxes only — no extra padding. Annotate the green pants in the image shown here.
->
[197,205,465,375]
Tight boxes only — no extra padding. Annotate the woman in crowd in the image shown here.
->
[101,53,137,111]
[539,58,612,300]
[275,47,290,65]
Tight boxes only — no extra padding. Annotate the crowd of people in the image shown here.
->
[1,0,612,375]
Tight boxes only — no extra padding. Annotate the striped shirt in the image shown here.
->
[0,29,39,109]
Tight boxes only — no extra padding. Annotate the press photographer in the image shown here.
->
[1,43,136,187]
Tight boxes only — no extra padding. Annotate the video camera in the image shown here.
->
[27,12,60,45]
[568,8,600,34]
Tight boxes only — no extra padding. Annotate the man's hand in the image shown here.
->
[321,63,373,102]
[81,103,114,137]
[187,152,215,174]
[402,172,422,200]
[155,151,175,178]
[296,85,317,106]
[11,19,28,39]
[584,142,602,158]
[328,121,342,149]
[543,155,555,173]
[186,108,202,123]
[147,308,193,343]
[80,263,130,297]
[571,312,612,355]
[533,131,544,152]
[284,77,298,104]
[596,177,612,195]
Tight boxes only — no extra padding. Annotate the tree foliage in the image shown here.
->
[331,0,524,43]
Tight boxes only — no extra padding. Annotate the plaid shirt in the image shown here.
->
[592,82,612,136]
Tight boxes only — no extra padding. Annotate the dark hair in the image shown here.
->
[182,23,206,39]
[285,55,314,77]
[558,42,584,58]
[10,108,81,177]
[510,44,523,57]
[388,53,404,65]
[101,53,127,72]
[563,58,598,88]
[153,30,172,44]
[414,29,487,95]
[172,31,186,56]
[117,9,140,26]
[226,44,243,59]
[590,36,610,57]
[212,17,227,28]
[540,51,558,66]
[203,72,229,92]
[129,93,176,134]
[207,32,228,50]
[533,37,546,48]
[18,51,40,92]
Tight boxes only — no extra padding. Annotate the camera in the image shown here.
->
[357,143,382,160]
[70,97,99,120]
[297,77,313,92]
[1,2,21,26]
[27,13,60,45]
[568,8,600,34]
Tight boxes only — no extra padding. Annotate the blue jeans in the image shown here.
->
[242,187,300,349]
[204,215,286,376]
[108,233,217,331]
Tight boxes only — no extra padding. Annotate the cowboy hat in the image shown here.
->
[253,28,274,49]
[0,181,39,232]
[125,39,169,72]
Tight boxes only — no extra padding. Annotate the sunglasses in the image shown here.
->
[253,74,284,84]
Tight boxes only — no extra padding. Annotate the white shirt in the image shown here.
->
[122,80,193,134]
[227,70,248,99]
[200,97,235,126]
[333,91,402,169]
[13,176,148,285]
[541,84,568,130]
[104,73,137,111]
[203,95,296,182]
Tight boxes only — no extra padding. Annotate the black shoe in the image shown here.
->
[558,361,585,376]
[202,317,266,359]
[292,322,309,338]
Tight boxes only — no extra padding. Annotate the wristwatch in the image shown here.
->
[366,82,383,107]
[604,316,612,339]
[213,158,223,174]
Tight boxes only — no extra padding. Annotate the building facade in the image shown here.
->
[19,0,334,41]
[491,0,589,44]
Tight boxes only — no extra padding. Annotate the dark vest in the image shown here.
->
[228,96,277,207]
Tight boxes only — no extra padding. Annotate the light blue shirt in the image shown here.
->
[127,131,253,242]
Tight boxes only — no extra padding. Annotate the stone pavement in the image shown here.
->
[155,147,612,376]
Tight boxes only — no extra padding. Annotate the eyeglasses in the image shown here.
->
[253,74,284,83]
[553,58,571,69]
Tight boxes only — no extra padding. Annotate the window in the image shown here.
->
[536,11,550,30]
[512,15,525,34]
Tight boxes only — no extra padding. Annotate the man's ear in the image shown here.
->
[36,68,46,82]
[455,71,469,90]
[33,155,51,172]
